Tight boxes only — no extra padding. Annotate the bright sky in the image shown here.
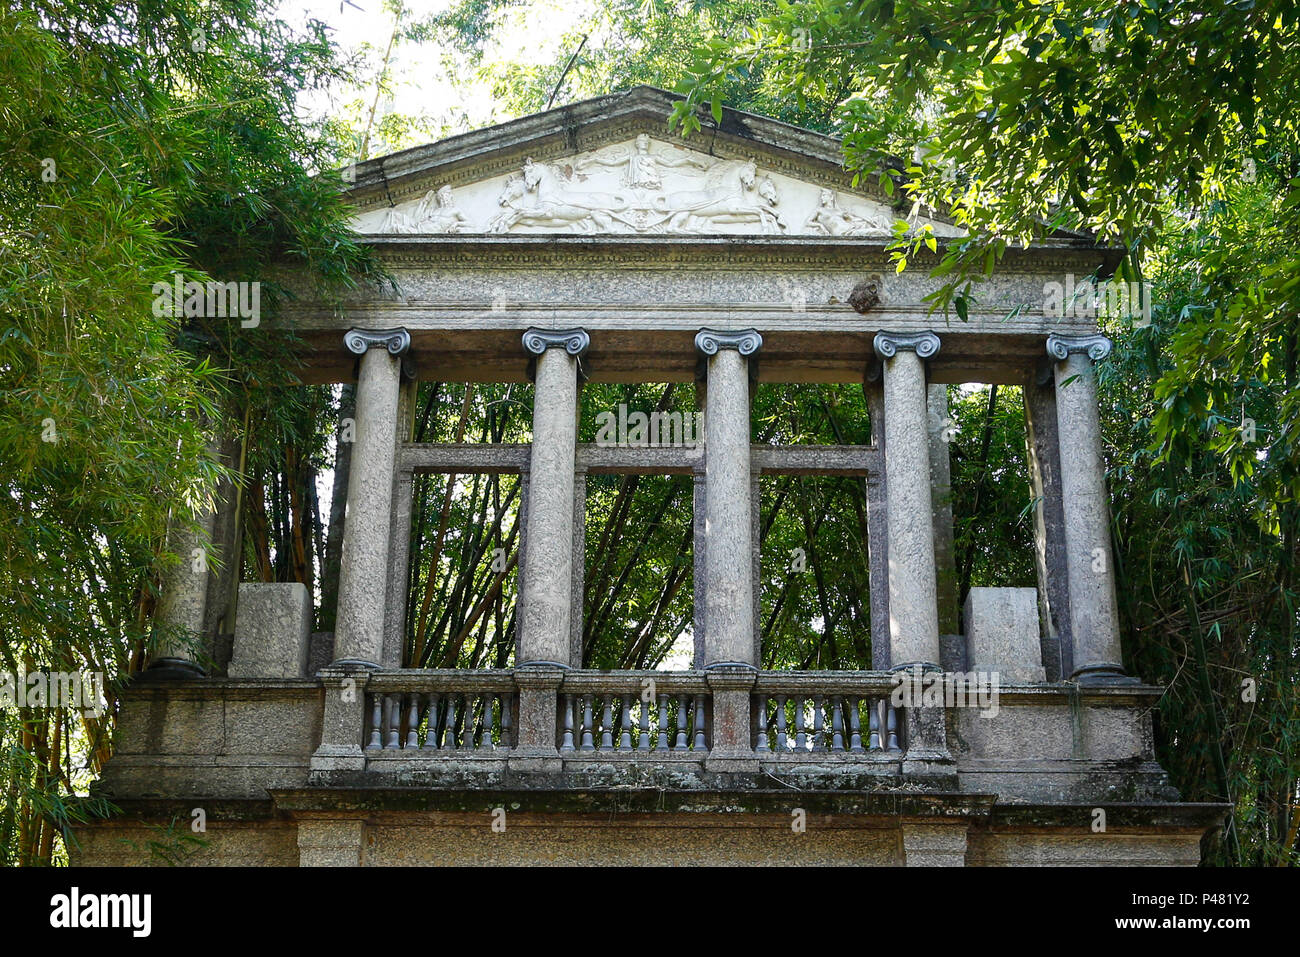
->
[275,0,602,152]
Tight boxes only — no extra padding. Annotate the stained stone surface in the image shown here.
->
[927,383,959,633]
[964,586,1046,683]
[1023,376,1072,680]
[229,583,312,679]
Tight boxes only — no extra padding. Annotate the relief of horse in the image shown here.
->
[488,162,627,233]
[658,160,788,234]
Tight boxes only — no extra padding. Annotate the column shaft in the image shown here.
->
[700,343,756,666]
[518,330,585,666]
[876,333,942,670]
[1049,338,1125,681]
[151,505,215,675]
[333,329,407,669]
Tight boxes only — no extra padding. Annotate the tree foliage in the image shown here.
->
[0,0,380,865]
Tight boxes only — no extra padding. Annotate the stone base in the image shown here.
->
[142,658,206,680]
[69,791,1224,867]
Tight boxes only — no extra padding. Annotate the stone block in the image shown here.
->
[964,587,1046,683]
[230,583,311,679]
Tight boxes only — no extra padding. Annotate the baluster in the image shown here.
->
[501,693,514,749]
[619,694,633,749]
[404,694,420,749]
[775,694,789,751]
[560,694,576,753]
[812,695,825,750]
[580,695,595,751]
[693,696,707,751]
[886,703,900,751]
[830,696,845,752]
[479,694,496,751]
[656,694,670,750]
[383,694,400,749]
[467,694,481,750]
[868,698,882,751]
[638,695,651,751]
[445,693,460,750]
[755,696,769,752]
[600,697,614,750]
[674,695,688,750]
[848,696,864,752]
[794,696,807,751]
[420,693,438,749]
[365,694,382,750]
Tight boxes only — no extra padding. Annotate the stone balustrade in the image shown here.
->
[344,669,926,769]
[558,671,711,755]
[364,670,517,752]
[752,672,902,755]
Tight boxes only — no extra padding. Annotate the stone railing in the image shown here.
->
[364,670,517,752]
[558,671,710,755]
[752,672,902,756]
[349,670,914,763]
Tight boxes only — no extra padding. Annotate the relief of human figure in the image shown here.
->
[803,187,894,236]
[575,133,711,190]
[379,184,470,233]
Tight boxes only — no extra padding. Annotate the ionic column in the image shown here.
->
[330,327,409,670]
[694,328,761,668]
[149,499,216,678]
[518,328,588,667]
[873,331,943,671]
[1046,334,1128,683]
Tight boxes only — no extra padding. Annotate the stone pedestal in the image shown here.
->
[312,669,369,773]
[695,328,761,667]
[229,582,312,678]
[332,328,409,671]
[704,665,759,772]
[1046,335,1129,684]
[509,664,565,771]
[873,331,943,671]
[964,587,1045,683]
[518,328,587,667]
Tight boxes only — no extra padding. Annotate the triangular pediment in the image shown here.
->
[344,87,964,240]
